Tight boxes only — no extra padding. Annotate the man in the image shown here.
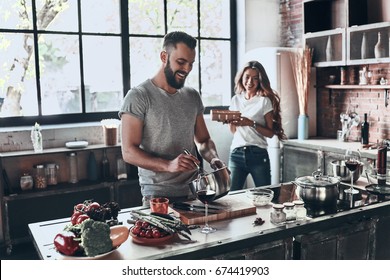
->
[119,31,224,204]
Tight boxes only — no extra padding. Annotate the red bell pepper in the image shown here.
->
[53,233,80,256]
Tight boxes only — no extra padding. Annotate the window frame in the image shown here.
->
[0,0,236,127]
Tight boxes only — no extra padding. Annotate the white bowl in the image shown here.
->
[246,188,274,206]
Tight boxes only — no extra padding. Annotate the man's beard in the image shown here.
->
[164,59,186,89]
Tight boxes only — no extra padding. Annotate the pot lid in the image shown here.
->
[295,171,340,187]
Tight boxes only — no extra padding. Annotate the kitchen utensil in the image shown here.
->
[330,159,362,182]
[189,166,231,201]
[173,201,225,211]
[292,171,340,205]
[246,188,274,206]
[172,202,221,214]
[183,148,207,178]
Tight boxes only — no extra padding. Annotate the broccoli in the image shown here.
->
[79,219,113,257]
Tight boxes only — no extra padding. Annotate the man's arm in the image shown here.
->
[120,113,198,172]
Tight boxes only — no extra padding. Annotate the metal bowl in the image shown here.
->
[330,160,363,182]
[189,166,231,201]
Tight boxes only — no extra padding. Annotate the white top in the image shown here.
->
[229,93,273,151]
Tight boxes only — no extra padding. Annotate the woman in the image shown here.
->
[227,60,287,191]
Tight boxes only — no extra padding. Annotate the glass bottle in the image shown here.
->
[101,149,110,181]
[283,202,296,222]
[68,152,78,183]
[293,200,307,221]
[361,113,369,145]
[87,151,98,181]
[270,204,286,224]
[20,173,33,191]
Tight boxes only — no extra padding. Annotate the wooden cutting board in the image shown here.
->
[171,195,256,225]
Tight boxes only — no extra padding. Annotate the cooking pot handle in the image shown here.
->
[312,170,322,180]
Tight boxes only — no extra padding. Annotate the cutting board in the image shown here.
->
[171,195,256,225]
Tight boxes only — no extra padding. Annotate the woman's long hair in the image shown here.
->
[234,60,287,141]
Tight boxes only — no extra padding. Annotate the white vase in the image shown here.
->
[361,32,368,59]
[298,115,309,140]
[325,35,333,61]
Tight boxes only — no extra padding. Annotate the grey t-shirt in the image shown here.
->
[119,79,204,198]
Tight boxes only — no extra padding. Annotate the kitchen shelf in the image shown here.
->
[303,0,390,67]
[321,84,390,106]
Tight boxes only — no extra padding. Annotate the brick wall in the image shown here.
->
[281,0,390,143]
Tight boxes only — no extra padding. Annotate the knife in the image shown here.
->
[172,202,222,214]
[174,201,226,211]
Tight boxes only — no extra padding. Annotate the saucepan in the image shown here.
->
[189,166,231,201]
[292,171,340,205]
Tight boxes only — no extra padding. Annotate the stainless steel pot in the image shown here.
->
[189,166,231,201]
[330,160,362,182]
[292,171,340,205]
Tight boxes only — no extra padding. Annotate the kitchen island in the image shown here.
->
[28,183,390,260]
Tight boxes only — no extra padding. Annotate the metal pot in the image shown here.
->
[189,166,231,201]
[330,160,362,183]
[292,171,340,205]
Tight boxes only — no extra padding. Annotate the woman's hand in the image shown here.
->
[231,116,254,127]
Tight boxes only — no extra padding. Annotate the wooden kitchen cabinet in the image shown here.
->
[294,218,376,260]
[0,145,141,254]
[210,238,293,260]
[303,0,390,67]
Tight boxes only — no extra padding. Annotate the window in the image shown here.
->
[0,0,236,127]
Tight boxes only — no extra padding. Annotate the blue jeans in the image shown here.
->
[228,146,271,191]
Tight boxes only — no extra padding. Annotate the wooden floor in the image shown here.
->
[1,242,40,260]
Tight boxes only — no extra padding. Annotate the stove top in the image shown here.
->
[272,183,390,218]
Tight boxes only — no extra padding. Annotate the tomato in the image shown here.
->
[145,229,153,238]
[152,230,161,238]
[86,202,100,212]
[138,230,146,238]
[131,226,141,235]
[75,214,90,224]
[135,220,143,227]
[71,211,83,225]
[141,221,149,229]
[74,203,85,213]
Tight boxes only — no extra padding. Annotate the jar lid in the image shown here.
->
[273,204,284,209]
[283,202,295,208]
[293,200,304,205]
[34,164,45,169]
[45,163,58,168]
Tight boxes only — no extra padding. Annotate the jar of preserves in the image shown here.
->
[283,202,296,222]
[34,164,47,189]
[20,173,33,191]
[293,200,307,221]
[270,204,286,224]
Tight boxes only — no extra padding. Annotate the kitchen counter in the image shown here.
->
[283,138,388,161]
[28,184,390,260]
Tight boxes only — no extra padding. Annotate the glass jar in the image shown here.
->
[293,200,307,221]
[45,163,59,185]
[68,152,78,183]
[270,204,286,224]
[283,202,296,222]
[20,173,33,191]
[34,164,47,189]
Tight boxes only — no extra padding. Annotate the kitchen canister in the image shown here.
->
[68,152,78,183]
[34,164,47,189]
[45,163,59,185]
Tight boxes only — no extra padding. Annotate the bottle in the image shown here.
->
[283,202,296,222]
[101,149,110,181]
[325,35,333,61]
[374,32,385,58]
[361,113,369,145]
[361,32,368,59]
[293,200,307,221]
[68,152,78,183]
[270,204,286,224]
[340,67,347,85]
[87,151,98,181]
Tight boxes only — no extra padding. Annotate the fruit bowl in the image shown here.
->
[246,188,274,206]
